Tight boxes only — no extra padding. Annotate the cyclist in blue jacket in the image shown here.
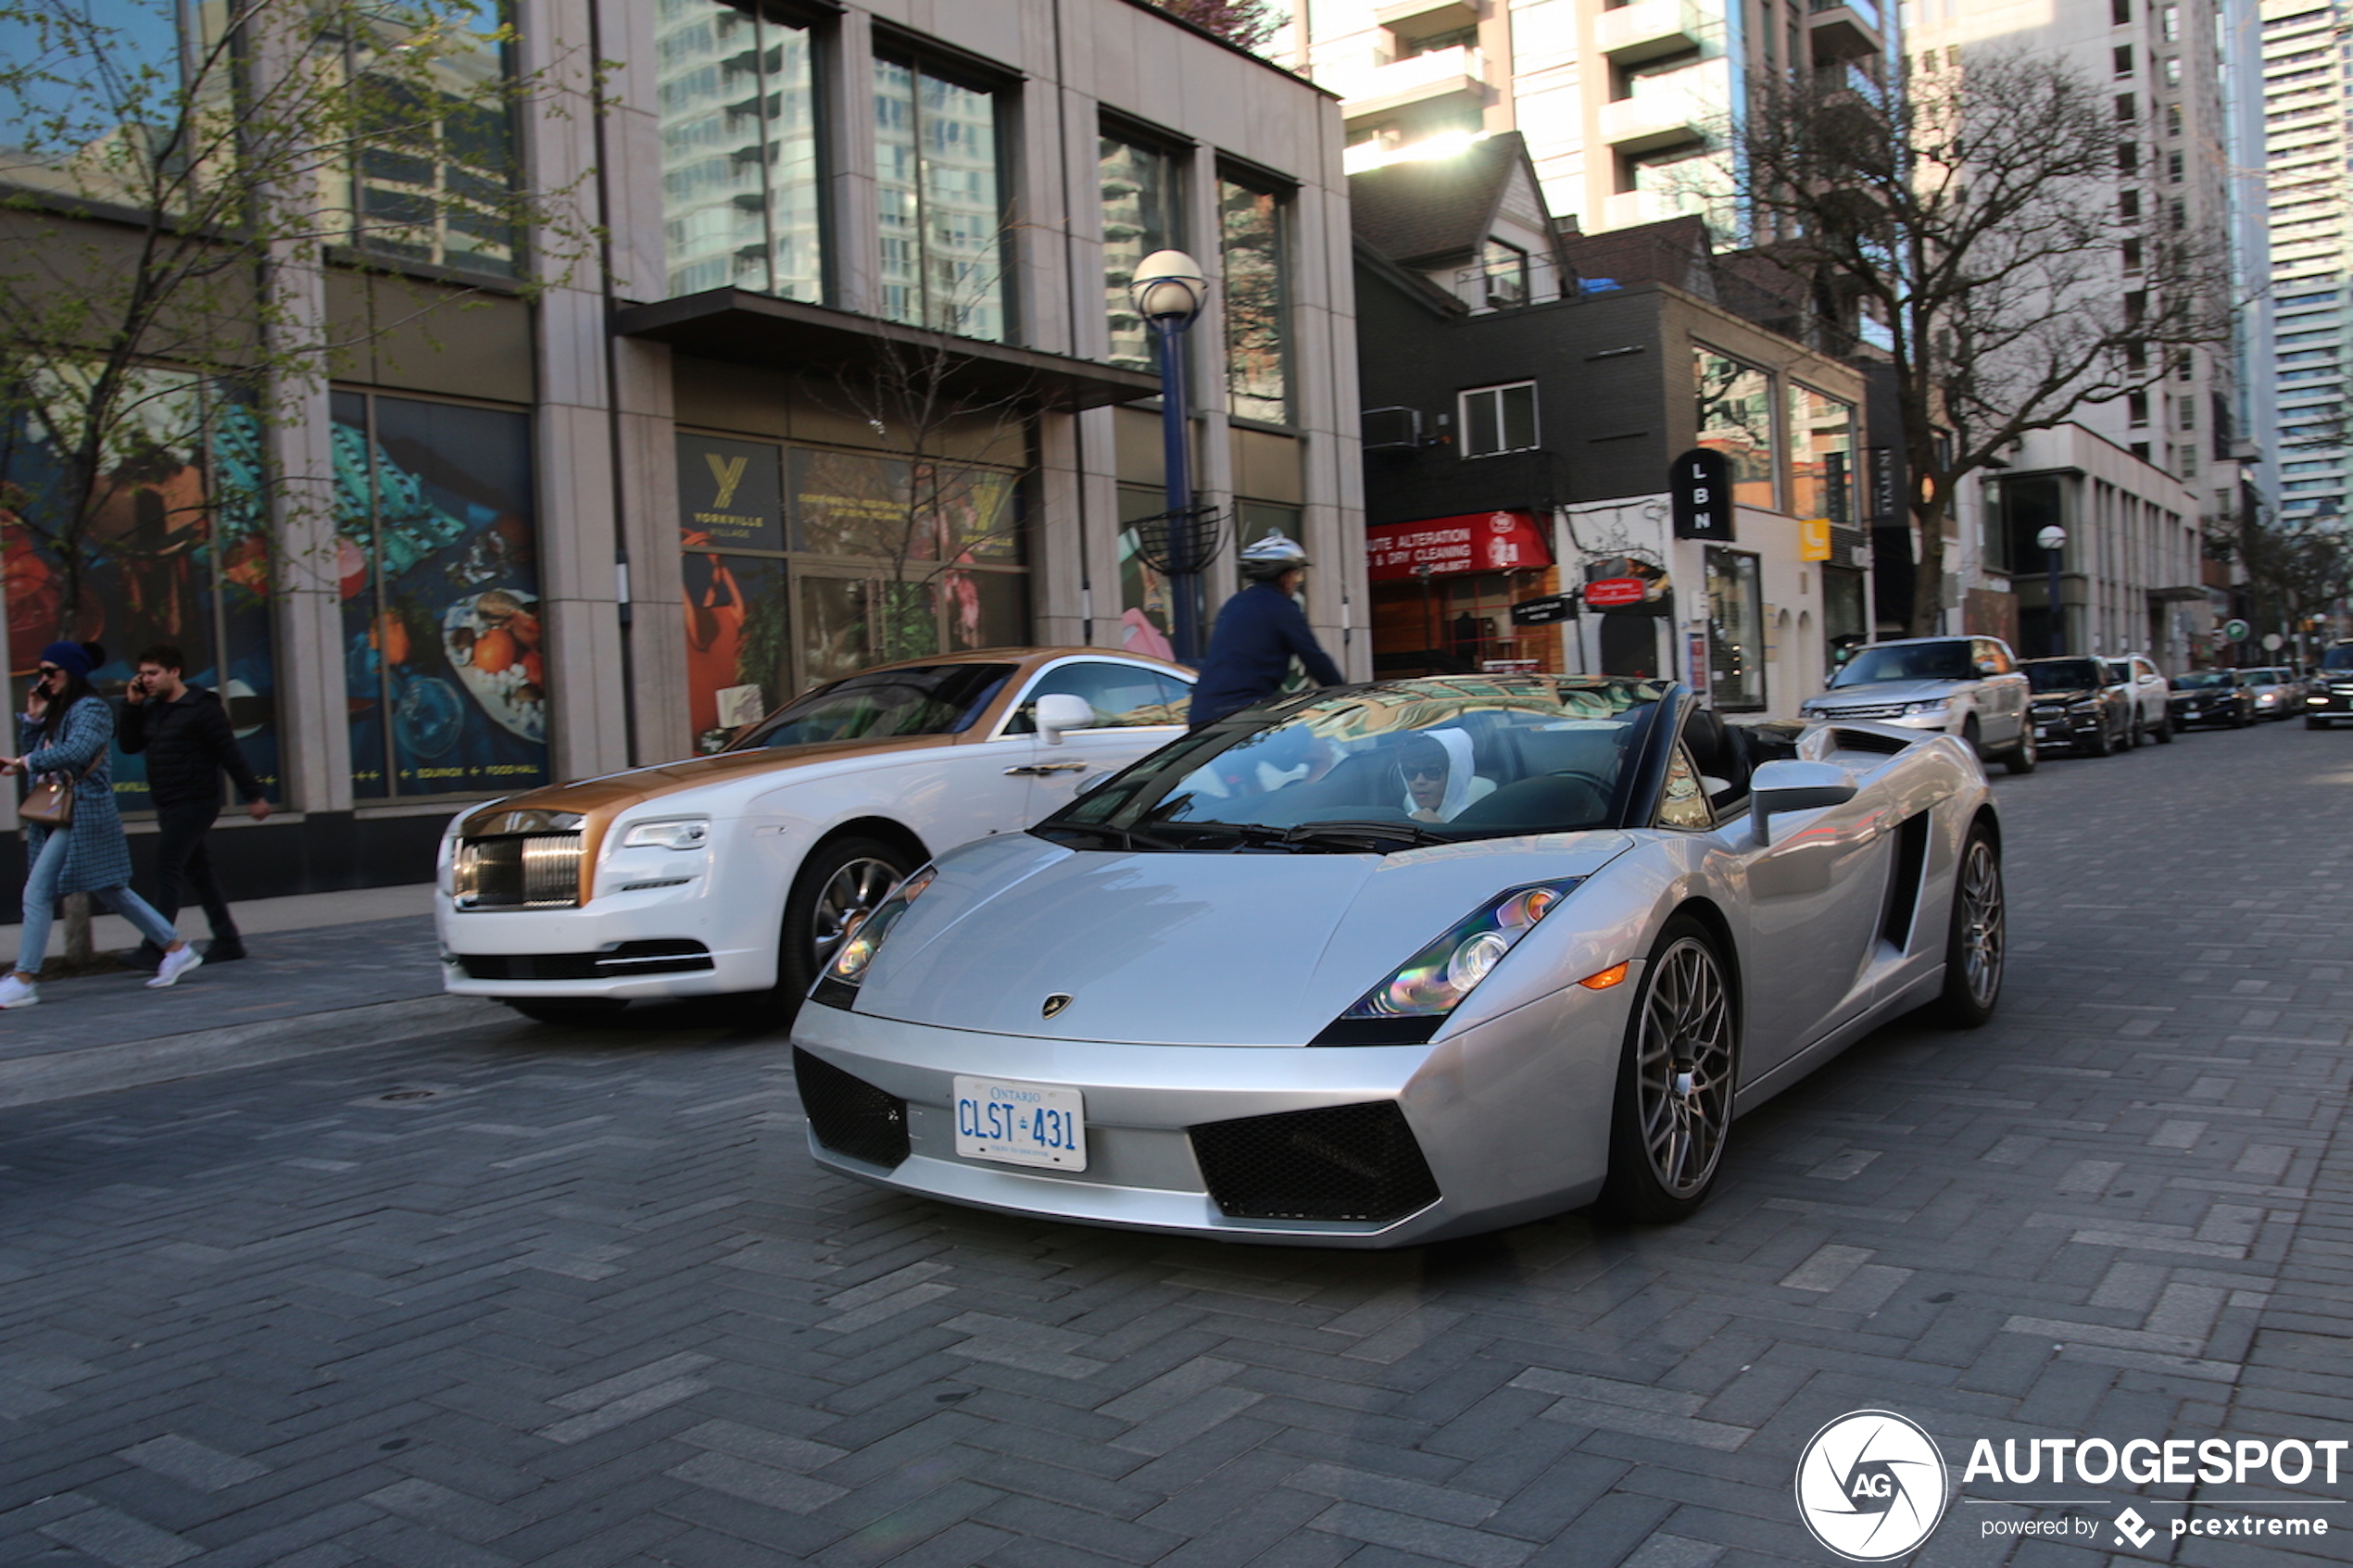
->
[1188,533,1345,728]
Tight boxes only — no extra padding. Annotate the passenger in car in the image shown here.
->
[1399,730,1497,822]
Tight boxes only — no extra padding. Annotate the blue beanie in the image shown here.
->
[37,641,91,680]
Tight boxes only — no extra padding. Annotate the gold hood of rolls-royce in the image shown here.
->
[457,735,962,901]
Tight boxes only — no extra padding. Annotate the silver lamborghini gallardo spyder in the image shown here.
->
[790,675,2004,1247]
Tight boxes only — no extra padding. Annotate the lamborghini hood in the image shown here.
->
[849,830,1637,1046]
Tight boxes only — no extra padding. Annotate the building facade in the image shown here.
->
[0,0,1362,892]
[1278,0,1890,236]
[2253,0,2344,527]
[1903,0,2240,664]
[1353,140,1868,718]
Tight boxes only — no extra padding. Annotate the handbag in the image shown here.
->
[19,753,100,830]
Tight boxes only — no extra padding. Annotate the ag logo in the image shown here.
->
[1794,1410,1950,1562]
[1041,993,1073,1019]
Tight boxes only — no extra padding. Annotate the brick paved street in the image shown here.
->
[1,721,2348,1568]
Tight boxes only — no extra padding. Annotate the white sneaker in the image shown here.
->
[147,946,204,988]
[0,974,37,1009]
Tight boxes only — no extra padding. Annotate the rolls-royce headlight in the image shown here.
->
[621,820,711,850]
[1312,881,1582,1045]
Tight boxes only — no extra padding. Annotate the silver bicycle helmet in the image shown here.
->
[1237,531,1309,582]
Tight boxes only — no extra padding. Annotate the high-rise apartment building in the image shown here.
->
[1276,0,1889,235]
[1904,0,2239,661]
[2256,0,2347,524]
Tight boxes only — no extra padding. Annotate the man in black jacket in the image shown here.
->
[122,645,271,963]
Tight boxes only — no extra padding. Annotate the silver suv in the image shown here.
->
[1799,634,2036,773]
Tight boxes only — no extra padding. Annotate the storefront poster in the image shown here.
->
[0,378,281,810]
[683,550,788,752]
[333,393,547,798]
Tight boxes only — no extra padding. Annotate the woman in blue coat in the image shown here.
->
[0,642,200,1009]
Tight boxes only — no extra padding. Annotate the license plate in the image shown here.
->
[953,1076,1088,1170]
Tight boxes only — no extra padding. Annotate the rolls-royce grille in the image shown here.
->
[794,1048,910,1170]
[454,834,583,909]
[1189,1102,1441,1223]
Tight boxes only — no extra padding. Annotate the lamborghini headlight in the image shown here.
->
[1336,881,1582,1026]
[824,866,936,987]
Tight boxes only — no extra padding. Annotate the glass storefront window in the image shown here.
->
[1102,135,1183,372]
[678,430,1030,749]
[656,0,821,301]
[1787,384,1853,524]
[333,391,546,797]
[875,56,1005,342]
[1117,485,1176,663]
[334,1,521,277]
[1221,176,1290,422]
[0,370,281,809]
[1705,546,1765,711]
[1694,347,1777,509]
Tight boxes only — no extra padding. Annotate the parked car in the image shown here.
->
[2103,654,2174,746]
[2244,666,2300,721]
[2021,656,2131,757]
[793,675,2004,1246]
[2168,669,2257,729]
[435,648,1195,1024]
[1797,635,2035,772]
[2305,641,2353,728]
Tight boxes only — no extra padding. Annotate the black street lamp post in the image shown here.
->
[1131,249,1211,663]
[2037,523,2068,656]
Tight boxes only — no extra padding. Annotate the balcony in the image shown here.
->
[1330,44,1489,122]
[1597,0,1705,66]
[1807,0,1882,60]
[1375,0,1484,28]
[1599,88,1707,155]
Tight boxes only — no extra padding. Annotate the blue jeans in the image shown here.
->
[16,830,178,976]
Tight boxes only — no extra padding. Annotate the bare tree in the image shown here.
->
[2220,504,2353,653]
[788,284,1038,690]
[1145,1,1287,56]
[1737,51,2234,635]
[0,0,594,966]
[0,0,595,629]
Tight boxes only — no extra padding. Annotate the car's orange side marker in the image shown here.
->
[1578,961,1630,990]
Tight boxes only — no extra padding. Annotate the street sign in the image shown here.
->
[1585,576,1647,608]
[2222,618,2251,643]
[1798,519,1832,562]
[2262,633,2284,652]
[1509,593,1576,626]
[1670,448,1735,542]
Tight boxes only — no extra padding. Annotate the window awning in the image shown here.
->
[614,289,1162,412]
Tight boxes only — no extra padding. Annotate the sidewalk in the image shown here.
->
[0,883,493,1108]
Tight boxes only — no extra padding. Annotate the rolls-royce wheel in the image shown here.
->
[1932,824,2005,1029]
[764,835,916,1028]
[1598,916,1736,1224]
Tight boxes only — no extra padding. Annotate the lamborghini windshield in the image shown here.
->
[1036,676,1667,853]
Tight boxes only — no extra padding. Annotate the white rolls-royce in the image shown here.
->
[434,648,1194,1024]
